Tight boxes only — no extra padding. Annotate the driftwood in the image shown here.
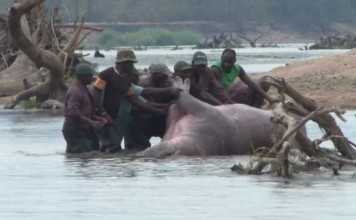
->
[232,76,356,178]
[1,0,93,109]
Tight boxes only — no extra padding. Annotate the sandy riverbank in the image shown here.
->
[269,49,356,108]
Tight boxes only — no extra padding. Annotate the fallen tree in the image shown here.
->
[1,0,94,109]
[232,76,356,178]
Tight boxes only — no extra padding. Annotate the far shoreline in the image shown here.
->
[1,48,355,109]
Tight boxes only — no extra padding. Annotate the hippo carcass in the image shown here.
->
[141,93,274,158]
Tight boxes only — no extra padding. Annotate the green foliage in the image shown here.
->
[3,0,356,33]
[97,29,119,48]
[173,31,203,45]
[57,0,356,26]
[96,28,202,48]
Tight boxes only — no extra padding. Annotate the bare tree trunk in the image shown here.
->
[3,0,92,109]
[5,0,67,108]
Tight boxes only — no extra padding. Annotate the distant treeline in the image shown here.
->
[2,0,356,32]
[59,0,356,30]
[95,28,202,48]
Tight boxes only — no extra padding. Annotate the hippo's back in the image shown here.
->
[217,104,273,154]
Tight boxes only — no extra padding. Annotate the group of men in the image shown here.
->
[62,48,275,154]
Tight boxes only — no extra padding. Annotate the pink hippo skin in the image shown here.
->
[141,93,274,158]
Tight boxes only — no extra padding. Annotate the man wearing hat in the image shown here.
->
[189,51,231,105]
[125,63,177,149]
[211,48,275,107]
[140,63,174,97]
[173,61,192,82]
[93,49,180,152]
[62,63,107,154]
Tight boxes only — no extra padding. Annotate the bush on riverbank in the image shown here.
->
[95,28,202,48]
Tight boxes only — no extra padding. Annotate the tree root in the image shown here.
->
[2,0,92,109]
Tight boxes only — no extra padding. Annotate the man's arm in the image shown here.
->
[239,68,274,103]
[127,95,167,115]
[127,84,170,115]
[209,69,233,104]
[66,90,104,129]
[199,90,224,106]
[141,87,180,101]
[189,72,223,106]
[211,66,223,82]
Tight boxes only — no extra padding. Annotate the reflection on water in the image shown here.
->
[1,47,356,219]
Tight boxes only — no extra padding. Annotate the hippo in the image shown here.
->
[140,92,274,158]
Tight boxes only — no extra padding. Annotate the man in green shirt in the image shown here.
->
[211,48,275,107]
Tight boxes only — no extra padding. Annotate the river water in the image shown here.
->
[1,46,356,219]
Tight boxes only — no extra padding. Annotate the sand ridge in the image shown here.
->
[270,49,356,108]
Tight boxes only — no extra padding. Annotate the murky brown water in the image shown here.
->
[1,47,356,219]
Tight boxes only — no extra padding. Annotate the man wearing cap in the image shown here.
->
[93,49,180,152]
[189,51,231,105]
[211,48,275,107]
[173,61,192,82]
[125,64,177,149]
[62,63,107,154]
[140,63,174,101]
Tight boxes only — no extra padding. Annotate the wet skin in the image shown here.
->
[141,93,273,158]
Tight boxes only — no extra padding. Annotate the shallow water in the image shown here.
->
[1,110,356,219]
[1,46,356,219]
[83,45,349,73]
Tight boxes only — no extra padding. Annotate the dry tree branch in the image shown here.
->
[263,76,356,159]
[233,76,356,177]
